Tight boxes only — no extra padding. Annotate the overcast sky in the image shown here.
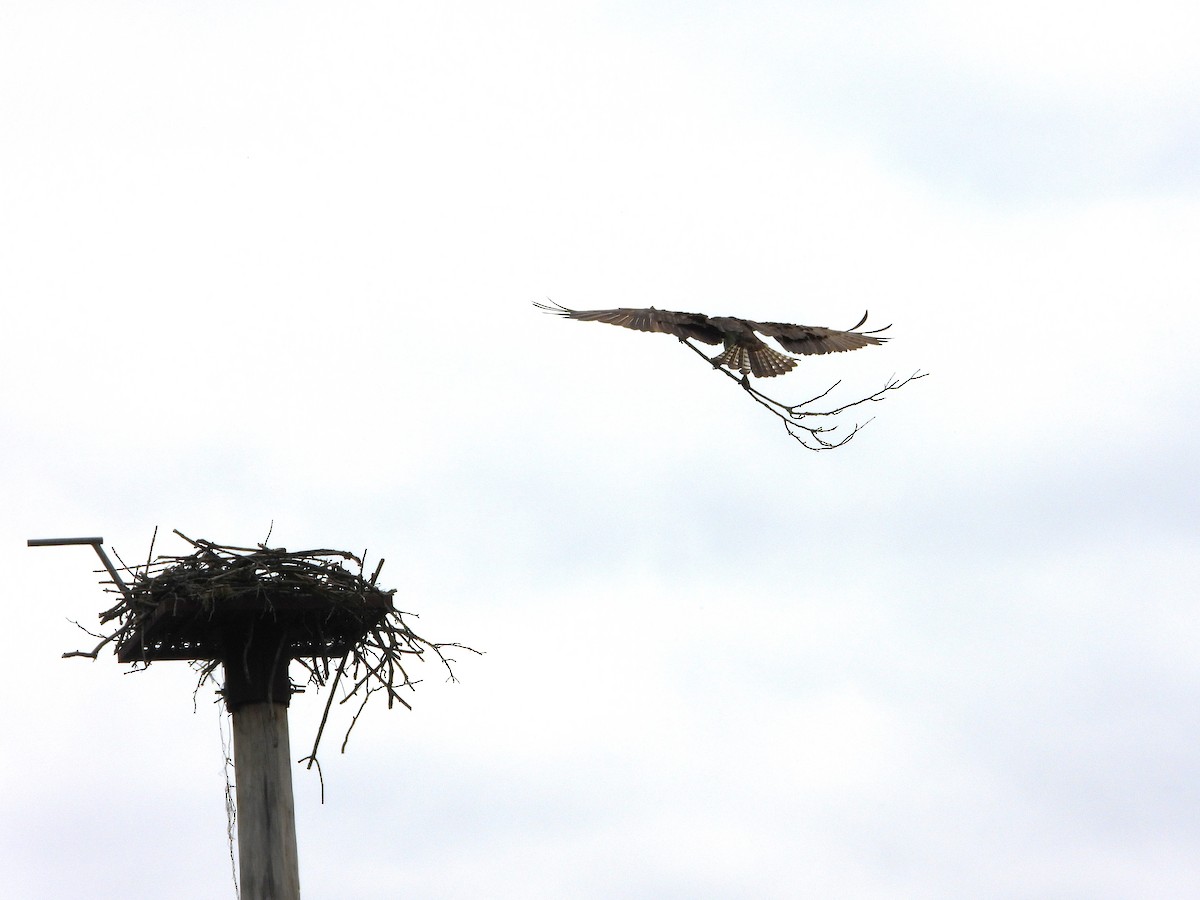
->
[2,2,1199,898]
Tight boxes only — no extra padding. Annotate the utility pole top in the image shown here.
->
[32,527,477,900]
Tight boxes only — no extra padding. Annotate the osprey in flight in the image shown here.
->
[534,301,888,377]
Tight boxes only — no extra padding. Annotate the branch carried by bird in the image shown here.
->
[534,299,923,451]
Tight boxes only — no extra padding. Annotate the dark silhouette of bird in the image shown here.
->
[533,301,888,377]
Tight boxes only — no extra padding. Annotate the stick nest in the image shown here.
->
[67,529,479,768]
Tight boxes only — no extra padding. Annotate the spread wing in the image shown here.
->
[533,301,725,345]
[751,312,890,355]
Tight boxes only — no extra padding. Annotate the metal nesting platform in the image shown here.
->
[114,587,394,662]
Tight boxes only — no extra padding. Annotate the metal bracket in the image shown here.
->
[27,536,134,601]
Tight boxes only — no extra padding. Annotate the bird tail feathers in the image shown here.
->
[712,345,798,378]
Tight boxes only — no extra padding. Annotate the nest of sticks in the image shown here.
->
[67,529,478,767]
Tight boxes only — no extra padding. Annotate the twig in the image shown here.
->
[677,337,925,450]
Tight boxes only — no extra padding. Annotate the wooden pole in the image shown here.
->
[232,702,301,900]
[224,625,300,900]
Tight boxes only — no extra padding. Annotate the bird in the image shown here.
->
[533,301,888,378]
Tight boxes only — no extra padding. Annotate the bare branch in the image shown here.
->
[677,337,925,450]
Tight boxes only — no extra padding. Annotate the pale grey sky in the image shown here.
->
[2,2,1198,898]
